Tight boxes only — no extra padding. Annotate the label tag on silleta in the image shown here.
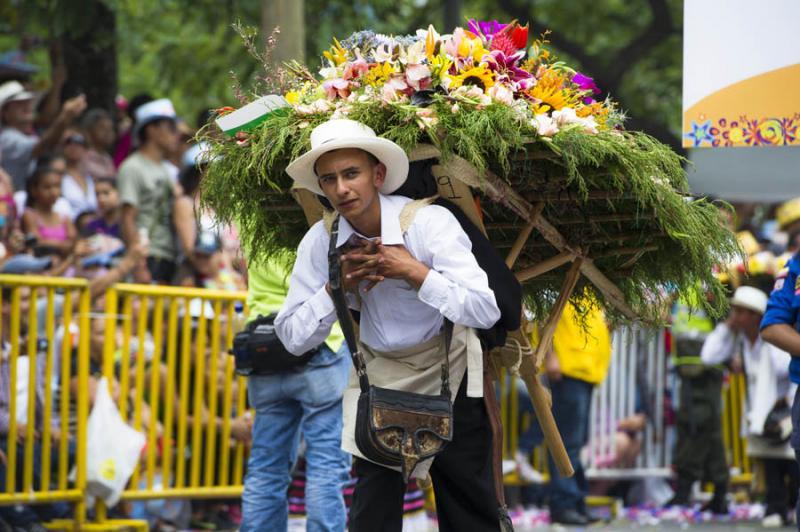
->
[216,95,291,137]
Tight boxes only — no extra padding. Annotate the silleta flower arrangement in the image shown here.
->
[284,21,616,138]
[200,21,741,323]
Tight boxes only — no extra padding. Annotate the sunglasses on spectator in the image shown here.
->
[65,134,88,146]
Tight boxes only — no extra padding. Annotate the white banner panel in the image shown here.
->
[683,0,800,148]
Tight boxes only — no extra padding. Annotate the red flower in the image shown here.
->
[511,24,528,50]
[490,33,517,56]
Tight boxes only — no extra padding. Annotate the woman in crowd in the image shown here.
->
[61,129,97,218]
[82,108,117,180]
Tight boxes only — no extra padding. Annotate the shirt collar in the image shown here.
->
[336,194,404,248]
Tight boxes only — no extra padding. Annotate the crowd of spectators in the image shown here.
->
[0,73,248,531]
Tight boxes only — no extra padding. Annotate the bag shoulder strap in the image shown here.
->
[399,196,438,233]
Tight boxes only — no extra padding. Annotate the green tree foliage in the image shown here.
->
[0,0,683,146]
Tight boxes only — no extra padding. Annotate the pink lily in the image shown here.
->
[323,78,352,100]
[343,58,370,81]
[382,73,411,103]
[405,63,432,91]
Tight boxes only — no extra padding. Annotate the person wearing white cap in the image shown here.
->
[702,286,797,527]
[0,80,86,190]
[117,98,179,283]
[274,119,502,531]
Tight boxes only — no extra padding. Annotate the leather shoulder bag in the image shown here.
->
[328,216,453,482]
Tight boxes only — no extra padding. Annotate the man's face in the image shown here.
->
[730,305,761,332]
[1,99,34,130]
[147,120,178,154]
[315,149,386,219]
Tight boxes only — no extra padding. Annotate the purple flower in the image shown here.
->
[572,72,601,103]
[572,72,600,93]
[485,50,533,85]
[467,19,507,38]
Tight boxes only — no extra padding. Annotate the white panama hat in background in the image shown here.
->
[286,119,409,196]
[133,98,177,139]
[0,80,34,109]
[731,285,768,315]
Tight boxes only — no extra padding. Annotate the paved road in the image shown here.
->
[520,522,795,531]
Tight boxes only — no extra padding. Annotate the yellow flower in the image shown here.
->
[471,39,489,62]
[285,91,300,105]
[323,38,348,66]
[576,102,609,128]
[448,65,495,93]
[364,62,395,87]
[425,25,437,59]
[526,70,579,112]
[430,54,452,78]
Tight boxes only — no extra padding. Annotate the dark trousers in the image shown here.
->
[348,380,500,532]
[547,377,593,514]
[146,256,177,284]
[514,376,593,513]
[762,457,799,519]
[674,370,729,486]
[0,438,71,525]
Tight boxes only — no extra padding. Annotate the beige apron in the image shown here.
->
[341,323,484,478]
[329,196,486,477]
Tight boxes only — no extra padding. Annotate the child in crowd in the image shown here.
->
[21,166,76,257]
[85,177,121,238]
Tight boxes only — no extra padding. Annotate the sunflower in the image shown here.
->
[364,62,395,87]
[448,65,495,93]
[526,70,579,112]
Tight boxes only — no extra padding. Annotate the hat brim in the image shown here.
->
[730,298,765,315]
[285,137,409,196]
[0,90,34,109]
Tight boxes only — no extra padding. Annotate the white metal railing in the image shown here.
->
[586,328,670,479]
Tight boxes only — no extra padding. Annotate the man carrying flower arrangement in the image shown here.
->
[200,15,742,532]
[274,118,504,531]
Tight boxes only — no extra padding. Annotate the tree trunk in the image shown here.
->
[262,0,305,64]
[444,0,463,33]
[61,1,117,117]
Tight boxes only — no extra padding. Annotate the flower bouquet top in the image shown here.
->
[200,20,741,323]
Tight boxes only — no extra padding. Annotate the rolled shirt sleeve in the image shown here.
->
[275,223,338,355]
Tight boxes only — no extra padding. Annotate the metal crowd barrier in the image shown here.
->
[0,274,759,529]
[586,327,669,479]
[0,275,90,528]
[501,326,752,486]
[91,284,249,529]
[722,372,751,485]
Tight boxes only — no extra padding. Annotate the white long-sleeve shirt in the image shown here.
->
[700,322,792,401]
[275,194,501,355]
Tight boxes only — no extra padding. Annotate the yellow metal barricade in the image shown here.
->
[0,275,90,530]
[89,284,248,530]
[722,372,751,485]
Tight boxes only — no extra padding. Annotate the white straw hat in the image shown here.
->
[133,98,177,139]
[285,119,409,196]
[731,286,768,315]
